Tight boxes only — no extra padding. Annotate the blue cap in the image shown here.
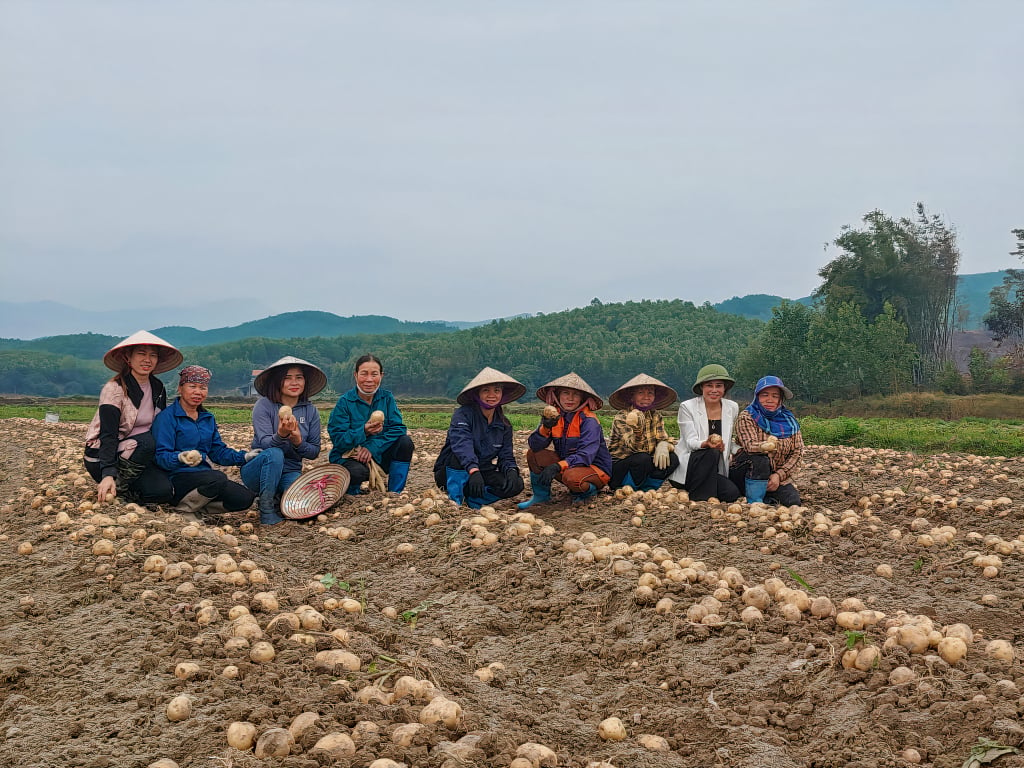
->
[754,375,794,401]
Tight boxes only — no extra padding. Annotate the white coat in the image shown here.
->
[669,395,739,486]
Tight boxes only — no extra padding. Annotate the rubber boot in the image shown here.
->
[387,461,411,493]
[173,489,213,523]
[620,472,636,490]
[466,488,502,510]
[445,468,469,506]
[517,472,552,509]
[115,456,147,501]
[639,476,663,491]
[745,478,768,504]
[572,482,599,503]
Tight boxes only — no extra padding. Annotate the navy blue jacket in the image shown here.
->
[153,399,246,476]
[436,405,518,473]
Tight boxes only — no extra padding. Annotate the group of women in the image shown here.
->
[435,365,803,510]
[84,330,804,524]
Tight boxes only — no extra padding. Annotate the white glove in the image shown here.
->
[653,441,671,470]
[178,450,202,467]
[244,449,263,462]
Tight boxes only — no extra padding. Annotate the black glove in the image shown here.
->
[539,463,561,485]
[504,466,521,484]
[464,470,486,498]
[541,415,559,430]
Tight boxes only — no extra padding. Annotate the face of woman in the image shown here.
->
[701,380,727,402]
[127,346,160,379]
[180,381,208,409]
[356,361,383,393]
[281,367,306,399]
[478,384,503,408]
[631,386,656,409]
[757,386,783,412]
[556,388,583,412]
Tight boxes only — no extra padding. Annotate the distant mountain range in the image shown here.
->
[0,271,1009,343]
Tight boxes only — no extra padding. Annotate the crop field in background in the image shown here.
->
[3,401,1024,457]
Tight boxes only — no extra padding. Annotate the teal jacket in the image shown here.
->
[328,387,407,464]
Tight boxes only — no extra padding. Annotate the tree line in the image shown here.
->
[3,207,1021,401]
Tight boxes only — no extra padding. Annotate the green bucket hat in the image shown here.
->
[692,364,735,396]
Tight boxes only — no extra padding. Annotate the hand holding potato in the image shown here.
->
[178,450,202,467]
[760,437,778,453]
[97,476,117,503]
[540,405,559,429]
[625,410,641,428]
[365,410,385,436]
[277,413,299,439]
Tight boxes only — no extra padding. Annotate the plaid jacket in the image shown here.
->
[732,410,804,484]
[608,408,672,460]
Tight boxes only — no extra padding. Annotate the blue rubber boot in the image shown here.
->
[517,472,551,509]
[620,472,636,490]
[466,488,502,510]
[745,478,768,504]
[571,483,599,503]
[445,468,469,505]
[639,476,664,491]
[388,461,411,493]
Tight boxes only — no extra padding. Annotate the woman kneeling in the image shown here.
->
[729,375,803,506]
[519,373,611,508]
[154,366,259,520]
[607,374,679,491]
[669,364,741,502]
[433,367,525,508]
[241,356,325,524]
[328,355,414,493]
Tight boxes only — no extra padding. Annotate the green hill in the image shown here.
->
[187,300,765,399]
[151,311,456,346]
[712,294,814,321]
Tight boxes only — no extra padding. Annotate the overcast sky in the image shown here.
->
[2,2,1021,326]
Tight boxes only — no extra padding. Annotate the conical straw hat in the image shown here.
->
[103,330,183,374]
[535,372,603,411]
[253,356,328,399]
[456,367,527,406]
[280,465,351,519]
[608,373,678,411]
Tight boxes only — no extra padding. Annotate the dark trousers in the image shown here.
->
[668,448,740,502]
[610,451,680,490]
[729,452,801,506]
[170,469,255,511]
[433,457,525,500]
[83,432,173,504]
[340,434,415,487]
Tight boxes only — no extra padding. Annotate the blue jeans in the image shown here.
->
[240,448,302,513]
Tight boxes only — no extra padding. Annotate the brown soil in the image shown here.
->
[1,419,1023,768]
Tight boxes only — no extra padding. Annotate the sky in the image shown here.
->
[1,1,1022,327]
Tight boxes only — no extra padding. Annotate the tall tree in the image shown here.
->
[816,204,960,383]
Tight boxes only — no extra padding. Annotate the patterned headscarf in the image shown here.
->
[179,365,212,384]
[745,397,800,439]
